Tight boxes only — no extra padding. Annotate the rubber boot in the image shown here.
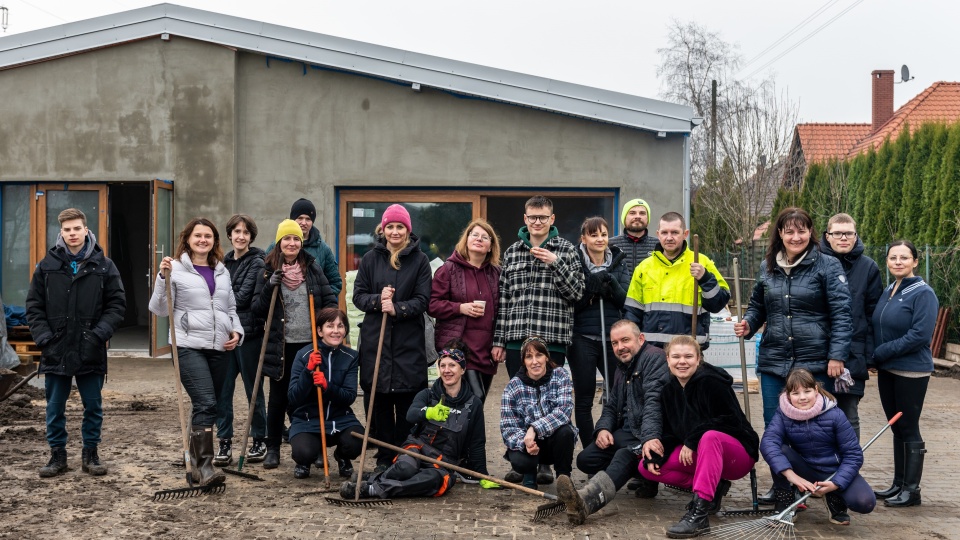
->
[666,495,711,538]
[536,463,555,485]
[885,441,924,507]
[556,471,617,526]
[38,447,68,478]
[773,487,796,517]
[522,473,538,490]
[81,446,107,476]
[757,486,775,505]
[263,437,281,469]
[190,426,226,487]
[875,437,904,499]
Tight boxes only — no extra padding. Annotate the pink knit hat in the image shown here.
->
[381,204,412,232]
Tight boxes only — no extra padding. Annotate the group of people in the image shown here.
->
[25,196,938,538]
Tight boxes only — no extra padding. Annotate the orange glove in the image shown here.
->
[312,370,328,390]
[307,351,323,371]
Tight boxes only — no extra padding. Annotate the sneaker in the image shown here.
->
[825,493,850,525]
[246,439,267,463]
[214,439,232,466]
[294,464,311,479]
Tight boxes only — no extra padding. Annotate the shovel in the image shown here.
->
[0,366,39,403]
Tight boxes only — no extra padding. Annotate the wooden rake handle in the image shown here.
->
[164,267,194,484]
[309,295,330,484]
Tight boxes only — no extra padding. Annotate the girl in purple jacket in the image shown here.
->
[760,369,876,526]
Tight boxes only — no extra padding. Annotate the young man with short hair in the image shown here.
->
[26,208,126,478]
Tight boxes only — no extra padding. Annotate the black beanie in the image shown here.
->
[290,198,316,221]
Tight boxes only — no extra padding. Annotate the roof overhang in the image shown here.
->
[0,3,698,134]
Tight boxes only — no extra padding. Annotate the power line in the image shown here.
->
[738,0,839,72]
[15,0,67,22]
[742,0,868,81]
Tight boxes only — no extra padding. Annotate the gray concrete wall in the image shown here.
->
[0,37,238,230]
[234,52,685,244]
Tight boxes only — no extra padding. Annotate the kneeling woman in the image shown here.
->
[500,336,577,489]
[639,336,759,539]
[760,369,875,525]
[342,342,487,499]
[287,308,363,480]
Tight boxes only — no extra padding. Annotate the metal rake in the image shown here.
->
[152,484,226,501]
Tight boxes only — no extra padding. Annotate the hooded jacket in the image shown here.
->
[573,244,629,337]
[743,247,853,378]
[149,253,244,352]
[500,366,578,451]
[353,234,432,394]
[26,232,125,377]
[594,341,670,448]
[819,236,882,389]
[287,340,361,439]
[652,362,760,465]
[267,226,342,295]
[760,396,863,491]
[403,376,488,474]
[429,250,501,374]
[494,226,584,348]
[224,247,266,337]
[871,276,938,373]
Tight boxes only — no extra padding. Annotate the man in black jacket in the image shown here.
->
[558,320,669,525]
[26,208,126,478]
[820,213,882,439]
[608,198,658,273]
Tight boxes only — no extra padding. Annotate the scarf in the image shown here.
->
[281,262,305,290]
[779,392,824,422]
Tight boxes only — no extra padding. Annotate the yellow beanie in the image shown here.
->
[275,219,304,244]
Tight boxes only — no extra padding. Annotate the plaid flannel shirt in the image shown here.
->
[499,367,577,451]
[493,234,583,347]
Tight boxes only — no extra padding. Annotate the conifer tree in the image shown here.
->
[860,141,892,245]
[921,124,950,245]
[900,124,933,241]
[875,128,910,242]
[935,123,960,246]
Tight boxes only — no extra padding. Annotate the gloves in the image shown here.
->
[307,351,324,371]
[425,403,451,422]
[833,368,854,394]
[312,370,328,390]
[479,479,502,489]
[585,272,605,295]
[267,270,282,287]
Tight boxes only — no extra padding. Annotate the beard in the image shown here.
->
[625,224,647,235]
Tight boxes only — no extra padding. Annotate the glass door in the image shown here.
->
[33,184,109,267]
[150,180,174,357]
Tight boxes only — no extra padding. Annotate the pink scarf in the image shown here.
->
[281,262,305,291]
[779,392,824,421]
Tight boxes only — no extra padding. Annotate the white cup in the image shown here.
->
[474,300,486,315]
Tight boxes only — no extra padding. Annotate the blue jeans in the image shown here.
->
[215,336,267,440]
[177,348,229,427]
[770,444,876,514]
[759,371,833,427]
[45,373,105,449]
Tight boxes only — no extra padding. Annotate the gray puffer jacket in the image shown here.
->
[149,253,244,351]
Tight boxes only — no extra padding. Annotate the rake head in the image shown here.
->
[532,500,566,522]
[222,467,264,481]
[324,496,393,507]
[706,511,797,539]
[719,507,778,517]
[152,484,226,502]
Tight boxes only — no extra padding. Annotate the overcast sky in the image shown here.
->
[0,0,952,123]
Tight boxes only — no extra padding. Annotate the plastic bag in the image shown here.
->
[0,336,19,370]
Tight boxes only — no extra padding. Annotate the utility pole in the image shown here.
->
[710,79,717,170]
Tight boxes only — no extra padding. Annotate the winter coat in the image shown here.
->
[26,233,125,377]
[651,362,760,465]
[594,341,670,447]
[573,244,629,337]
[428,250,501,375]
[743,247,853,378]
[760,397,863,491]
[353,234,432,394]
[149,253,244,351]
[251,254,338,380]
[403,377,488,474]
[609,230,659,274]
[872,276,938,373]
[494,227,584,348]
[624,242,730,347]
[224,247,266,337]
[267,226,342,295]
[287,340,361,439]
[500,367,578,451]
[819,236,882,392]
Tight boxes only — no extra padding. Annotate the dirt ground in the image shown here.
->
[1,358,959,540]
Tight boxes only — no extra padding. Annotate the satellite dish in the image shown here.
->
[899,65,915,84]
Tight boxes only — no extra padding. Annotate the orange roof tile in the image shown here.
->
[796,123,872,164]
[848,81,960,156]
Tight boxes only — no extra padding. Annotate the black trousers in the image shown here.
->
[266,341,310,448]
[465,370,495,404]
[505,348,567,379]
[505,424,575,476]
[568,334,617,447]
[289,425,364,466]
[576,428,642,490]
[877,370,928,443]
[370,454,453,499]
[363,390,418,466]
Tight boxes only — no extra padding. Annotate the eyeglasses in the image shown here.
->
[468,232,491,242]
[525,215,551,224]
[887,255,914,263]
[826,231,857,239]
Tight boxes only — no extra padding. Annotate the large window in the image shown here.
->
[485,194,616,247]
[1,185,32,308]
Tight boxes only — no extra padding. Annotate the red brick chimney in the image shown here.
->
[872,69,895,132]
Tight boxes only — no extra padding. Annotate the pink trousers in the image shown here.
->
[638,430,755,501]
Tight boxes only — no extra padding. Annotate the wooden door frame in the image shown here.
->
[32,184,109,269]
[150,179,174,357]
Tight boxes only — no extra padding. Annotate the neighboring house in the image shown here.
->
[0,3,699,356]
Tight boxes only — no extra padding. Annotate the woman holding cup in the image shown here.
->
[429,218,502,403]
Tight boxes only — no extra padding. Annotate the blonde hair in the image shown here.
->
[454,218,501,266]
[375,224,410,270]
[664,335,702,359]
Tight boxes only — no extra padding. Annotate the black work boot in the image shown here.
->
[294,464,311,479]
[536,463,555,485]
[700,479,730,515]
[557,471,617,526]
[825,492,850,525]
[334,448,354,478]
[81,447,107,476]
[666,494,711,538]
[263,437,281,469]
[190,426,226,487]
[39,447,68,478]
[339,480,373,499]
[634,476,660,498]
[885,441,924,507]
[875,437,904,499]
[213,438,232,466]
[504,468,523,483]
